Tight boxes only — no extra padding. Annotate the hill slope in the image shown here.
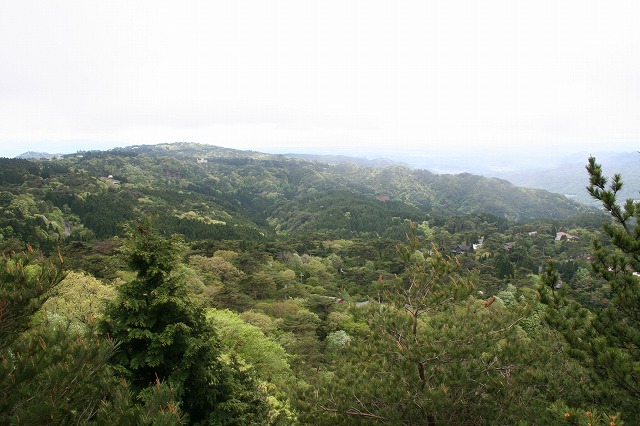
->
[0,143,595,247]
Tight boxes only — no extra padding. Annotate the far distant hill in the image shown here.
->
[281,153,404,168]
[491,151,639,205]
[15,151,64,159]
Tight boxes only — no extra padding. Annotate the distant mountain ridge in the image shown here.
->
[491,151,639,205]
[280,153,404,168]
[15,151,64,159]
[0,142,600,246]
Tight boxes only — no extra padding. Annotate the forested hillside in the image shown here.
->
[1,143,636,425]
[0,142,593,247]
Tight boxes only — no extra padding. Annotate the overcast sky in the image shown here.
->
[1,1,638,159]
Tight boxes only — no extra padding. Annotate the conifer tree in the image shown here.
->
[101,221,267,424]
[0,246,182,424]
[584,157,639,412]
[0,244,64,347]
[539,156,638,420]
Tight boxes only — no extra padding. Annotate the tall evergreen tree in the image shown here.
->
[101,221,267,424]
[539,156,638,421]
[0,246,182,424]
[584,157,639,411]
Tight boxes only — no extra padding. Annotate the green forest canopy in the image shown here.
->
[1,144,635,425]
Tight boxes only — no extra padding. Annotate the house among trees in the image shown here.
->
[555,231,578,241]
[452,244,473,254]
[99,175,121,185]
[473,236,485,250]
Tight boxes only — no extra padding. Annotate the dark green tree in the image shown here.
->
[493,252,515,279]
[584,157,639,413]
[0,246,182,425]
[539,156,638,421]
[101,221,267,424]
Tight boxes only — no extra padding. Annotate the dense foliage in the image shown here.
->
[1,143,634,425]
[101,222,268,424]
[0,248,183,425]
[1,142,592,251]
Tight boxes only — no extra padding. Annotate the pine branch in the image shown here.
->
[319,405,387,421]
[487,317,524,336]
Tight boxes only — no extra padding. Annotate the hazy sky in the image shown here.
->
[1,1,639,159]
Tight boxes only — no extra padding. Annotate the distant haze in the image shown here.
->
[1,1,638,162]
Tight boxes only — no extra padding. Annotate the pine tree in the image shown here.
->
[306,223,572,425]
[0,244,64,347]
[584,157,639,412]
[539,156,638,421]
